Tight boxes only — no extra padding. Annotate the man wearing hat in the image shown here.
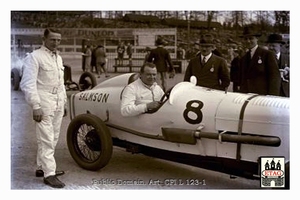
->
[230,48,243,92]
[193,35,223,58]
[267,33,290,97]
[238,26,281,96]
[147,37,175,91]
[184,35,230,91]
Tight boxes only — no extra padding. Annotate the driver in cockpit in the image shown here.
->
[121,62,164,117]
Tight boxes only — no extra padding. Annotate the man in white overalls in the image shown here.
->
[20,28,67,188]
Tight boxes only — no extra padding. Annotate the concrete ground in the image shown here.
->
[9,57,261,192]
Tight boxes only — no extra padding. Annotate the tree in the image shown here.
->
[206,11,217,30]
[274,11,290,33]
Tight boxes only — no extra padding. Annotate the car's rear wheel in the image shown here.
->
[79,72,97,91]
[67,114,113,171]
[11,68,20,91]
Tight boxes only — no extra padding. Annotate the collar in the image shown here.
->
[276,52,281,59]
[201,52,212,60]
[249,45,258,53]
[41,45,59,55]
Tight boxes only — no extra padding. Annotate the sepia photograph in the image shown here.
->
[6,0,297,197]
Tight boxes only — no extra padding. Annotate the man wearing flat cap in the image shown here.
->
[238,26,281,96]
[267,33,290,97]
[184,35,230,91]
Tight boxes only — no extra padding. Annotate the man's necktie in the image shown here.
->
[248,49,253,59]
[247,50,251,61]
[202,56,206,65]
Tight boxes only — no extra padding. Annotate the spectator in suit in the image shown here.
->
[94,45,109,78]
[117,41,125,66]
[266,33,290,97]
[194,36,223,58]
[91,45,96,73]
[126,42,133,66]
[184,36,230,91]
[147,37,175,91]
[230,48,243,92]
[238,26,281,96]
[82,45,92,72]
[144,46,151,64]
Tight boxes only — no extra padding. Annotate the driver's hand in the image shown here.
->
[146,101,161,112]
[33,108,43,122]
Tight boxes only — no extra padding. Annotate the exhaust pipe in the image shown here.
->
[161,128,281,147]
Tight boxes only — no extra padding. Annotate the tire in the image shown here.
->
[67,114,113,171]
[11,68,21,91]
[79,72,97,91]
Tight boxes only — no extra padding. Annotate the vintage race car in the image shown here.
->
[67,73,290,187]
[11,54,24,91]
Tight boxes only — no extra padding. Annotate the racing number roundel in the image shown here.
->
[183,100,204,124]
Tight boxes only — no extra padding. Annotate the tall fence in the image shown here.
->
[11,28,190,73]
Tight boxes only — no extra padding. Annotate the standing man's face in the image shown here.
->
[140,66,157,86]
[268,43,281,54]
[44,32,61,51]
[199,44,214,56]
[243,36,258,49]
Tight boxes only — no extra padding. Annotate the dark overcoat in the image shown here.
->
[184,54,230,91]
[239,47,281,95]
[147,46,174,72]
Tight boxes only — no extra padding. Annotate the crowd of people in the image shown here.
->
[121,28,290,120]
[121,27,290,119]
[81,25,290,97]
[82,41,136,78]
[82,44,110,78]
[189,26,289,97]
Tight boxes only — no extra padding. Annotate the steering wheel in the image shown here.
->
[146,86,173,114]
[160,86,173,103]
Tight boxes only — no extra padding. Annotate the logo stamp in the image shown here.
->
[260,157,285,188]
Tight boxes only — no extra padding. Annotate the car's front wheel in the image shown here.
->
[67,114,113,171]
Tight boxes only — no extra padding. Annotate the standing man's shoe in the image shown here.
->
[44,175,65,188]
[36,170,65,177]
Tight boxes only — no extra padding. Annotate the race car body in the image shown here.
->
[11,54,24,90]
[67,73,289,182]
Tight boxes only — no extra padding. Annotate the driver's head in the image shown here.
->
[140,62,157,86]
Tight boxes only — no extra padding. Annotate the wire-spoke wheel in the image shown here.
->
[67,114,113,170]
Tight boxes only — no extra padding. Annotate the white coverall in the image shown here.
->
[20,46,67,178]
[121,78,164,117]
